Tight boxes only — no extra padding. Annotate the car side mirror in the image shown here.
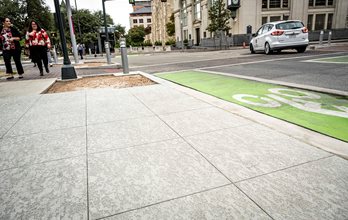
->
[252,33,256,37]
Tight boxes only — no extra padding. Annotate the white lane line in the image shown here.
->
[199,52,347,70]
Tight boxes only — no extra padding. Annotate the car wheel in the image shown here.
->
[250,44,255,54]
[265,42,272,55]
[296,47,306,53]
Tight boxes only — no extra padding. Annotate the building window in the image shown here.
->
[262,16,268,24]
[315,0,326,6]
[194,0,201,20]
[133,19,137,23]
[307,14,313,31]
[282,0,288,8]
[262,0,267,8]
[269,0,281,8]
[283,15,289,20]
[327,13,333,29]
[182,0,188,26]
[309,0,334,7]
[270,16,281,22]
[263,0,288,9]
[139,19,144,23]
[315,14,325,30]
[147,18,151,23]
[203,32,206,38]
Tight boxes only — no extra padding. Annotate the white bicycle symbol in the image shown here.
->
[233,88,348,119]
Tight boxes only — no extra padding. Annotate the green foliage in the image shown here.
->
[166,13,175,36]
[165,38,176,45]
[143,40,152,46]
[144,26,151,35]
[114,24,126,40]
[26,0,53,31]
[93,10,114,26]
[183,39,189,45]
[206,0,231,34]
[154,41,162,46]
[128,26,145,45]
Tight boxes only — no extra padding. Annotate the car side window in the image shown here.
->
[257,26,264,35]
[261,25,269,34]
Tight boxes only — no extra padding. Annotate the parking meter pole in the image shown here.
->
[53,45,58,64]
[328,31,332,46]
[319,30,324,45]
[105,42,112,64]
[120,38,129,74]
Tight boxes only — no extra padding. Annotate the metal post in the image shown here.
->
[53,45,58,64]
[53,0,77,79]
[74,0,82,38]
[66,0,79,64]
[120,38,129,74]
[319,30,324,45]
[180,9,184,51]
[102,0,112,64]
[328,31,332,46]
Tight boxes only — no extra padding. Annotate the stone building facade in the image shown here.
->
[151,0,175,45]
[129,0,152,41]
[174,0,348,46]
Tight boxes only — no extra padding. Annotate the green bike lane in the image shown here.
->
[157,69,348,142]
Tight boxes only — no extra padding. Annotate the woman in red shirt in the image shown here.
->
[25,20,51,76]
[0,17,24,80]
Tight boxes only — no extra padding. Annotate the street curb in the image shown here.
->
[139,71,348,160]
[196,69,348,97]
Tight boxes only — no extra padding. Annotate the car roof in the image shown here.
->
[265,20,303,25]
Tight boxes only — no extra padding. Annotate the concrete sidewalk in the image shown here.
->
[0,73,347,219]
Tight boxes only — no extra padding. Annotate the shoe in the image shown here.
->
[6,76,14,80]
[45,67,50,73]
[50,64,53,67]
[33,64,36,67]
[40,71,44,76]
[18,74,24,79]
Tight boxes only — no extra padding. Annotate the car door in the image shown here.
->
[253,26,264,50]
[257,25,271,50]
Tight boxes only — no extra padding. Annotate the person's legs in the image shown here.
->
[3,51,14,79]
[3,50,13,74]
[47,50,53,67]
[41,47,49,73]
[13,50,24,78]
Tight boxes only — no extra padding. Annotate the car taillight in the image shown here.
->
[271,30,284,36]
[302,27,308,33]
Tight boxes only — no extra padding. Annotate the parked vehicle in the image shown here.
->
[250,20,309,54]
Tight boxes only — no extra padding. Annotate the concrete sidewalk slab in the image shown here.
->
[88,139,229,219]
[237,156,348,220]
[0,79,55,98]
[0,73,347,219]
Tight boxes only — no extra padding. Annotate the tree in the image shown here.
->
[26,0,53,30]
[0,0,27,33]
[206,0,231,34]
[166,13,175,37]
[127,26,145,46]
[114,24,126,40]
[93,10,114,27]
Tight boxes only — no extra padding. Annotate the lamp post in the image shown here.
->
[102,0,112,64]
[53,0,77,79]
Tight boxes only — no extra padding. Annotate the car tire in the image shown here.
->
[265,42,272,55]
[250,44,255,54]
[296,47,306,53]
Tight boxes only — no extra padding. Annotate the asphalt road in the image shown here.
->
[128,48,348,92]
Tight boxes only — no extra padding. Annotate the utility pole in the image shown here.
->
[53,0,77,79]
[66,0,79,63]
[102,0,112,64]
[74,0,82,38]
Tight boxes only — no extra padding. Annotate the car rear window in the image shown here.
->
[276,21,304,30]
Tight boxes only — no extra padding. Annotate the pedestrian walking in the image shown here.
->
[77,43,83,59]
[25,20,51,76]
[0,17,24,80]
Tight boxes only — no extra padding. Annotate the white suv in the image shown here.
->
[250,20,309,54]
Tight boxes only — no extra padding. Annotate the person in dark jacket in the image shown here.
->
[0,17,24,80]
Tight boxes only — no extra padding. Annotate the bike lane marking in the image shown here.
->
[157,70,348,142]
